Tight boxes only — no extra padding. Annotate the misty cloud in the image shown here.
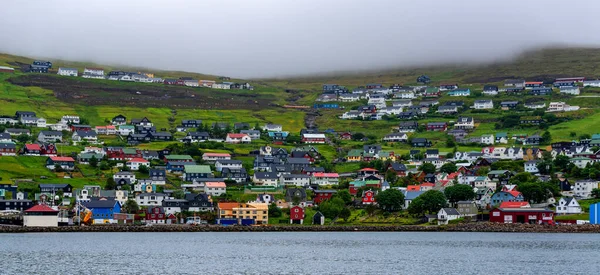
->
[1,0,599,78]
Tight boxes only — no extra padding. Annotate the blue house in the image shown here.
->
[447,88,471,97]
[166,161,188,173]
[267,131,289,142]
[591,203,600,224]
[490,191,524,207]
[82,199,121,224]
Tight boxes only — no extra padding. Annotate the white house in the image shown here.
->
[36,118,47,128]
[437,208,461,225]
[341,111,360,120]
[280,174,311,186]
[263,124,283,132]
[225,133,251,144]
[202,153,231,162]
[382,133,408,142]
[61,115,80,124]
[311,173,340,186]
[559,86,580,95]
[583,80,600,87]
[455,117,474,130]
[338,94,361,102]
[473,100,493,110]
[204,182,227,196]
[215,159,243,172]
[126,158,149,171]
[253,172,279,186]
[118,125,135,136]
[571,157,593,169]
[57,67,78,76]
[82,67,105,79]
[480,134,494,145]
[212,83,231,89]
[113,171,136,184]
[368,97,386,109]
[524,160,540,173]
[548,102,580,112]
[38,131,62,143]
[184,80,199,87]
[555,197,582,215]
[135,193,166,207]
[574,180,598,199]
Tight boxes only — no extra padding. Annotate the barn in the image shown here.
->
[489,207,554,224]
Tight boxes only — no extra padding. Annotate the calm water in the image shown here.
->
[1,232,599,274]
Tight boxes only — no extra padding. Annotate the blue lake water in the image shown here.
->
[0,232,598,274]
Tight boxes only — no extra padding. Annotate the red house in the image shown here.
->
[362,190,376,205]
[339,132,352,140]
[289,206,305,224]
[70,124,92,132]
[489,208,554,224]
[40,144,57,156]
[22,143,41,156]
[313,190,337,204]
[301,133,326,144]
[145,206,166,224]
[426,122,447,132]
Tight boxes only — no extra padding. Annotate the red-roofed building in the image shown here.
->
[489,207,554,224]
[23,143,41,155]
[407,185,421,191]
[420,182,435,191]
[46,156,75,170]
[225,133,251,144]
[202,152,232,162]
[313,190,337,204]
[499,202,531,208]
[127,158,149,171]
[24,204,59,227]
[358,168,379,177]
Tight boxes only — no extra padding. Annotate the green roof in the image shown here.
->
[123,148,137,154]
[496,132,507,138]
[166,155,194,160]
[347,149,362,157]
[426,87,439,93]
[119,125,135,129]
[184,165,211,174]
[488,170,509,175]
[592,134,600,140]
[378,151,394,157]
[571,157,591,161]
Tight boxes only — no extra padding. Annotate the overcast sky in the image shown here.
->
[1,0,599,78]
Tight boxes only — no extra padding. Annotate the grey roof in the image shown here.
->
[442,208,461,215]
[40,130,62,136]
[0,142,16,149]
[286,158,310,164]
[137,192,167,198]
[75,130,97,137]
[216,160,243,165]
[404,191,424,200]
[6,128,30,133]
[82,199,118,208]
[281,174,311,179]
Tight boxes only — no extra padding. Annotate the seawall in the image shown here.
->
[1,223,600,233]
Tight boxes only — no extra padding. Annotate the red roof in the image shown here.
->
[447,172,459,180]
[203,153,231,157]
[499,202,530,208]
[25,144,41,150]
[313,172,339,178]
[421,182,435,187]
[508,191,522,197]
[227,133,249,139]
[128,158,149,163]
[25,204,59,213]
[359,168,378,172]
[525,81,543,84]
[50,156,75,162]
[407,185,420,191]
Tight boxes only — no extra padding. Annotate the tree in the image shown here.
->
[351,132,365,141]
[138,164,149,174]
[517,182,555,203]
[592,188,600,199]
[446,136,456,148]
[440,162,457,174]
[542,131,552,144]
[332,190,353,205]
[319,197,345,219]
[99,161,110,170]
[375,189,405,212]
[105,177,116,190]
[89,155,98,168]
[407,190,447,215]
[385,169,398,184]
[443,184,475,205]
[123,199,139,214]
[339,208,351,222]
[268,203,282,218]
[16,134,30,143]
[553,155,571,172]
[419,163,436,174]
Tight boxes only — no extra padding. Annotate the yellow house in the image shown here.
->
[217,202,269,224]
[139,72,154,78]
[378,151,397,162]
[346,149,363,162]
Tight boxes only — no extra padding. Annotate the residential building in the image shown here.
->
[225,133,251,144]
[183,165,212,182]
[135,193,167,207]
[57,67,78,76]
[489,208,554,224]
[454,117,474,130]
[23,204,59,227]
[437,208,461,225]
[126,158,149,171]
[473,100,493,109]
[38,131,62,143]
[556,197,582,215]
[204,182,227,196]
[301,133,326,144]
[46,156,75,171]
[574,180,598,199]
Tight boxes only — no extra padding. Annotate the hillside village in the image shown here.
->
[2,61,600,227]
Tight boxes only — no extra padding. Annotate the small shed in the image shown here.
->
[23,204,59,227]
[312,211,325,225]
[591,203,600,224]
[290,206,305,224]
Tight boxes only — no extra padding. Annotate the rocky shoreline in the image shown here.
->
[1,223,600,233]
